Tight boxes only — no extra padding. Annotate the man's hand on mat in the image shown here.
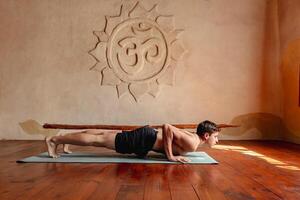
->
[169,156,191,163]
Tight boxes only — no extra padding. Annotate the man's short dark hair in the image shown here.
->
[196,120,220,137]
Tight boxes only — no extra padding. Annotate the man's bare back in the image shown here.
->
[152,127,200,155]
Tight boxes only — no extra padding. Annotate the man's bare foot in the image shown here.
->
[63,144,72,154]
[45,136,60,158]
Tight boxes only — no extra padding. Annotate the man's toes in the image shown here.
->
[64,150,72,154]
[63,148,72,154]
[53,154,60,158]
[63,145,72,154]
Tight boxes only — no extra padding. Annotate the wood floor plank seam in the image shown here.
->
[1,141,299,200]
[212,149,289,199]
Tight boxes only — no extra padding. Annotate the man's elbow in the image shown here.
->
[162,123,171,130]
[162,124,172,136]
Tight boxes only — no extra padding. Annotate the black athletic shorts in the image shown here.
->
[115,125,158,158]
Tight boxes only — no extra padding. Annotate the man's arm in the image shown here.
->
[162,124,190,163]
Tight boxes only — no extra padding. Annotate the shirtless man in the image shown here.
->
[45,120,220,163]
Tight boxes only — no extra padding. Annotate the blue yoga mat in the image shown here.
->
[17,151,218,164]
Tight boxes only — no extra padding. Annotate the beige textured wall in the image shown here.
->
[0,0,281,140]
[278,0,300,143]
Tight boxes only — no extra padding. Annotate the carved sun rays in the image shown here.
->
[89,1,186,102]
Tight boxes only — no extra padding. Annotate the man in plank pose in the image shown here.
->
[45,120,220,163]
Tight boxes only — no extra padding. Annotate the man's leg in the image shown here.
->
[45,130,118,158]
[62,130,120,154]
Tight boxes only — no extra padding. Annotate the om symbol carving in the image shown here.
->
[107,19,169,83]
[89,1,186,101]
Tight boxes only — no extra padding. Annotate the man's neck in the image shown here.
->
[197,135,206,146]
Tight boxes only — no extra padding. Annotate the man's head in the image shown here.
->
[196,120,220,147]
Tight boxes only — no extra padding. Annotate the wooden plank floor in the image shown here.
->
[0,140,299,200]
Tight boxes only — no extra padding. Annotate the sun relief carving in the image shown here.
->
[89,1,186,102]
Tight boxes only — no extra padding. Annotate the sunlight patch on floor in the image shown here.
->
[213,145,300,171]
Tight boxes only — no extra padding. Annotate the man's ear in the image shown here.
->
[203,133,210,140]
